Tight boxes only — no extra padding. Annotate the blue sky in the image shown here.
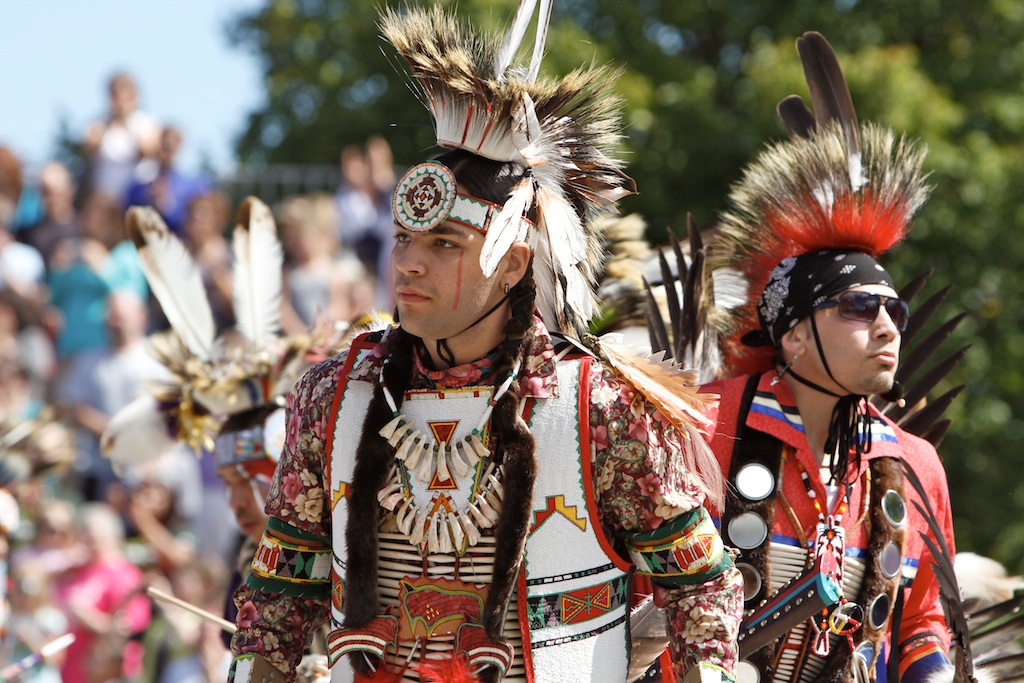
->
[1,1,266,178]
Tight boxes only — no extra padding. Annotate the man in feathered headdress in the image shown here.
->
[696,33,957,683]
[226,4,743,683]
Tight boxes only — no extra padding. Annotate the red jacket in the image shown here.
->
[704,372,953,682]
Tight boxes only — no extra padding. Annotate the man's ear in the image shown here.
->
[501,242,532,288]
[780,319,809,359]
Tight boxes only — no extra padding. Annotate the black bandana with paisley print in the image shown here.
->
[742,248,895,348]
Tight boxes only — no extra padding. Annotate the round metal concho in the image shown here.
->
[878,539,902,579]
[737,661,761,683]
[735,463,776,501]
[868,593,892,630]
[728,512,769,550]
[736,562,763,602]
[881,489,907,528]
[393,161,458,232]
[855,640,876,666]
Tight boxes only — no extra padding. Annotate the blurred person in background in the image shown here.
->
[4,499,76,683]
[125,126,214,237]
[0,147,22,208]
[212,426,275,650]
[16,162,79,267]
[57,290,166,501]
[47,190,147,361]
[9,498,82,582]
[0,164,53,396]
[4,561,69,683]
[182,191,235,334]
[140,560,232,683]
[54,502,151,683]
[0,199,44,292]
[0,191,46,306]
[278,193,374,334]
[83,72,161,204]
[113,446,202,577]
[333,137,395,309]
[0,292,56,399]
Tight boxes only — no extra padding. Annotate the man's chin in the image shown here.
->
[863,372,897,397]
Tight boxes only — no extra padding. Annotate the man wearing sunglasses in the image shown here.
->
[690,32,958,683]
[701,248,956,683]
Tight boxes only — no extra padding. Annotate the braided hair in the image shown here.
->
[344,149,539,647]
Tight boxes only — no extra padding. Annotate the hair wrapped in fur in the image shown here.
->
[343,150,539,673]
[710,32,932,377]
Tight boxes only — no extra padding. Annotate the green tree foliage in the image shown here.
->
[228,0,1024,570]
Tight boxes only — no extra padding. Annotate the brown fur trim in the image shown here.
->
[343,329,417,638]
[342,381,400,629]
[480,278,538,641]
[481,404,536,639]
[818,456,906,683]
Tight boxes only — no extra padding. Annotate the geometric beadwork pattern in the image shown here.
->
[526,574,629,630]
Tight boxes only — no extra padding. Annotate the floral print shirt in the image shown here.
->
[230,318,742,681]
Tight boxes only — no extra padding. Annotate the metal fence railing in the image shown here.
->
[217,163,340,206]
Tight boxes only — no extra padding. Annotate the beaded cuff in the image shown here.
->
[625,507,733,586]
[247,528,332,599]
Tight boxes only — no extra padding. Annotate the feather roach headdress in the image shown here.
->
[381,3,723,506]
[712,32,931,376]
[380,2,635,338]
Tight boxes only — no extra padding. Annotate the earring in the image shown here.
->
[771,353,799,386]
[504,283,510,295]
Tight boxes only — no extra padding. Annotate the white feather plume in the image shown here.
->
[526,0,553,82]
[127,207,216,361]
[232,197,284,347]
[536,184,593,320]
[494,0,539,79]
[480,177,534,277]
[531,232,560,330]
[493,0,552,83]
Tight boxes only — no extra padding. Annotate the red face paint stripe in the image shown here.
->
[452,250,463,310]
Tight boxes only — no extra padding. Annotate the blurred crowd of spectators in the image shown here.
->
[0,71,392,682]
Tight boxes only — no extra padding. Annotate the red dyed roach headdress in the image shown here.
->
[712,32,931,378]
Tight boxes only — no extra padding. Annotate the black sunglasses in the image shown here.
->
[813,291,909,332]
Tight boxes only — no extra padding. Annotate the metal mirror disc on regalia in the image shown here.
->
[393,162,458,232]
[735,463,775,501]
[737,660,761,683]
[868,593,891,630]
[879,539,902,578]
[855,641,875,665]
[881,489,907,527]
[728,512,768,550]
[736,562,763,602]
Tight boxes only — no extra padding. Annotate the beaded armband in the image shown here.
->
[898,632,950,680]
[247,518,332,599]
[625,507,732,586]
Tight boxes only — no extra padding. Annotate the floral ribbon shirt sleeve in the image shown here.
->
[229,353,347,679]
[588,362,743,681]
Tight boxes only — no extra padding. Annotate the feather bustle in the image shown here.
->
[232,197,283,348]
[126,207,216,361]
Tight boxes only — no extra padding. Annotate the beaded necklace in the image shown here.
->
[791,453,857,657]
[376,358,521,552]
